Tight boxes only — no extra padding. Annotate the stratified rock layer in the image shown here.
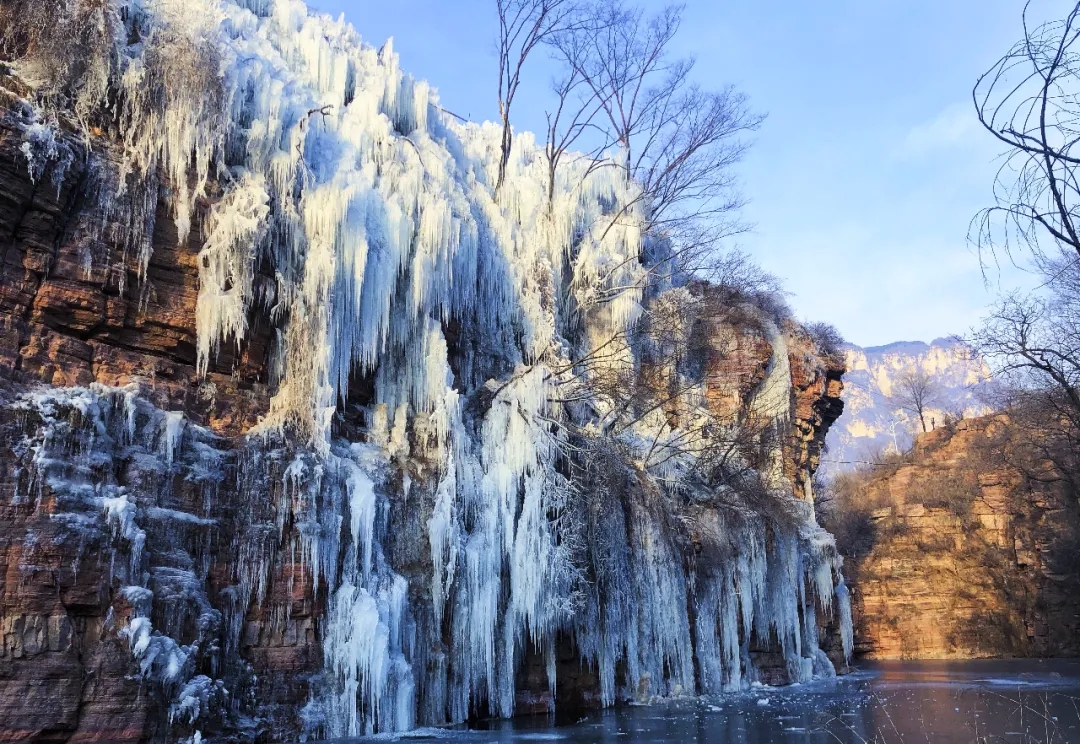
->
[843,416,1080,659]
[0,77,272,434]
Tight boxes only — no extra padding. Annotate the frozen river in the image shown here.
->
[339,660,1080,743]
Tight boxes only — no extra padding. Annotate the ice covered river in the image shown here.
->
[337,660,1080,743]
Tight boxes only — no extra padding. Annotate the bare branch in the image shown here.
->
[549,0,763,280]
[972,2,1080,263]
[495,0,580,195]
[893,366,941,434]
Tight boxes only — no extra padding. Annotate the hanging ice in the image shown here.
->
[1,0,854,738]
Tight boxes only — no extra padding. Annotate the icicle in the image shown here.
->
[7,0,858,733]
[836,576,854,662]
[159,411,186,466]
[196,171,271,374]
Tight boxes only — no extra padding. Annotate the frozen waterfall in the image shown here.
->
[2,0,853,738]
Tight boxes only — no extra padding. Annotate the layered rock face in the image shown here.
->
[0,76,273,434]
[0,76,289,740]
[837,416,1080,659]
[0,1,850,741]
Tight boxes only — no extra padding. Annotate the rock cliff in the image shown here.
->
[0,1,850,740]
[0,73,273,435]
[831,416,1080,659]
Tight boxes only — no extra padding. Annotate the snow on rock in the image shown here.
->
[8,385,228,735]
[825,338,994,472]
[20,114,72,190]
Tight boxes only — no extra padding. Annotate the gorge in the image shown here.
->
[829,412,1080,661]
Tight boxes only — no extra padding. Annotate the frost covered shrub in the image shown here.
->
[0,0,121,124]
[113,0,227,241]
[752,289,794,325]
[20,116,75,188]
[2,0,227,247]
[704,250,793,326]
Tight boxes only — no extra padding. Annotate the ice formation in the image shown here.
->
[2,0,853,738]
[10,386,228,731]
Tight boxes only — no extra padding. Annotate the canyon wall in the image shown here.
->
[833,416,1080,660]
[0,1,850,741]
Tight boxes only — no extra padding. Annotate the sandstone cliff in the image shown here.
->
[0,73,273,434]
[828,415,1080,660]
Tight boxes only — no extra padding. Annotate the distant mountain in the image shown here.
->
[823,337,994,474]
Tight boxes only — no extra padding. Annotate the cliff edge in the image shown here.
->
[0,2,849,740]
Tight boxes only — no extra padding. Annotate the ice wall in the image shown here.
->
[2,0,853,738]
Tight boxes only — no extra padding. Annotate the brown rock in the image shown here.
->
[838,415,1080,659]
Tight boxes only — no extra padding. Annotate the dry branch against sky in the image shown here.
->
[318,0,1076,346]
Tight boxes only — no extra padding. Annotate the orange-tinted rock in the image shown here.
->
[0,84,851,740]
[0,99,272,435]
[0,91,283,741]
[839,415,1080,659]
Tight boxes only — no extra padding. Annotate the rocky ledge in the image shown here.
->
[0,12,848,739]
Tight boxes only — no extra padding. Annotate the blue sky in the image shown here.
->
[311,0,1071,347]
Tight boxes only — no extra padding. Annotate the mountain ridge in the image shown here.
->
[824,336,994,472]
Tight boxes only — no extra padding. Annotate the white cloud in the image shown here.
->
[900,103,981,157]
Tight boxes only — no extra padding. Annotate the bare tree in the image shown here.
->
[493,2,770,487]
[972,1,1080,264]
[495,0,578,196]
[548,1,764,277]
[894,365,940,434]
[970,290,1080,426]
[967,255,1080,502]
[970,2,1080,504]
[542,18,611,209]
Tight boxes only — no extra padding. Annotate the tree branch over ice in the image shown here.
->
[972,1,1080,264]
[495,0,579,195]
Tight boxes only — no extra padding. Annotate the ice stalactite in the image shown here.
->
[305,445,417,737]
[750,318,794,490]
[836,576,855,661]
[195,171,271,376]
[3,0,853,737]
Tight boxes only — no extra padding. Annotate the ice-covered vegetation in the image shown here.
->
[1,0,851,738]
